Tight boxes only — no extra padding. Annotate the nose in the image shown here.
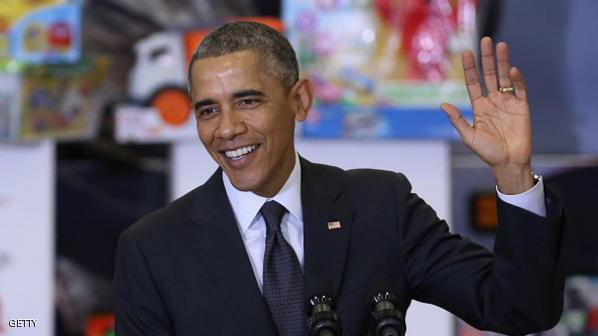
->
[214,108,246,140]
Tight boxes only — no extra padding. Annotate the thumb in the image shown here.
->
[441,103,473,146]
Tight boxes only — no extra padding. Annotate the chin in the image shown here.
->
[228,176,262,193]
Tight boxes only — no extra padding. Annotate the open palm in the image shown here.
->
[442,37,533,193]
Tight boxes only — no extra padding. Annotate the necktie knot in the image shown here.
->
[260,200,286,233]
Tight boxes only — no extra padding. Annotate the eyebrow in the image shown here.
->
[232,89,265,99]
[193,99,217,112]
[192,89,266,111]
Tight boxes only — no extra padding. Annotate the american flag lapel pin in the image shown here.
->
[327,220,341,230]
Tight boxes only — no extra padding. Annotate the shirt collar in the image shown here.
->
[223,153,302,234]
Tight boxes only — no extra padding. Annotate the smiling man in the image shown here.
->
[114,22,566,336]
[190,48,310,197]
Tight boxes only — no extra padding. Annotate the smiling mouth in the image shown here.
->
[224,144,260,160]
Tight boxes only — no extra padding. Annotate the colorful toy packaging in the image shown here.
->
[0,58,110,142]
[0,0,82,64]
[0,0,93,142]
[284,0,477,138]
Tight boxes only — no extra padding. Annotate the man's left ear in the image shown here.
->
[290,78,313,122]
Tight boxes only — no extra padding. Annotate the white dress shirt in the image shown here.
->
[223,153,304,291]
[223,153,546,290]
[496,176,546,217]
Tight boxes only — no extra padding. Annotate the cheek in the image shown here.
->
[243,113,268,136]
[260,104,295,132]
[196,121,213,146]
[264,121,295,154]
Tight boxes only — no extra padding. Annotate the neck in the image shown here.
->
[254,152,297,198]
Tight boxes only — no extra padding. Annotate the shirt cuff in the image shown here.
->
[496,177,547,217]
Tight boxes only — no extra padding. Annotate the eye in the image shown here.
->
[237,98,261,109]
[196,106,219,118]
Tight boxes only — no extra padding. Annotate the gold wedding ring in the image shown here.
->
[499,87,515,94]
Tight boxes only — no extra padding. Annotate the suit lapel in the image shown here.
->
[182,169,276,335]
[300,158,354,297]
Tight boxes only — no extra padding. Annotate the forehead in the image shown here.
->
[190,50,267,97]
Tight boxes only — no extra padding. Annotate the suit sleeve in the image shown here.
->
[114,228,174,335]
[396,173,565,335]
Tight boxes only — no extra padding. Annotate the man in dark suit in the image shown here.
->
[114,22,565,335]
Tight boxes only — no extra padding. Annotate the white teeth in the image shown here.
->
[225,145,258,160]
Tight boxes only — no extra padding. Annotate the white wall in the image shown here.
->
[0,140,54,336]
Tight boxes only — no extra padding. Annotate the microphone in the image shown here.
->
[305,277,343,336]
[367,276,405,336]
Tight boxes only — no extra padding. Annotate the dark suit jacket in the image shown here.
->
[114,158,565,335]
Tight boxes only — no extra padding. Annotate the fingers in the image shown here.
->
[496,42,512,89]
[510,66,528,101]
[480,36,498,93]
[462,51,483,102]
[473,38,521,98]
[441,103,474,146]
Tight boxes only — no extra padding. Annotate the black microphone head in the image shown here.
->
[367,276,405,336]
[305,277,343,336]
[305,277,335,313]
[366,276,397,307]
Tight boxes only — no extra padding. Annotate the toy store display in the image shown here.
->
[0,0,101,143]
[114,30,198,143]
[284,0,477,138]
[0,58,110,142]
[0,0,82,64]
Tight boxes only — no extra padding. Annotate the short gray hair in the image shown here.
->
[187,21,299,92]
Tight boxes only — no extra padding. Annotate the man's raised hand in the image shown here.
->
[441,37,534,194]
